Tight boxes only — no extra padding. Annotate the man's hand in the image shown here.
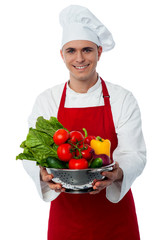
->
[89,162,123,195]
[40,167,65,193]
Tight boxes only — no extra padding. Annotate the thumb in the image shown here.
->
[113,161,119,170]
[40,167,54,182]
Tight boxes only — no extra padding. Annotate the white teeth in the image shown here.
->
[75,65,88,69]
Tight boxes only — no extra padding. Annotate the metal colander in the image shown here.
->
[47,161,115,193]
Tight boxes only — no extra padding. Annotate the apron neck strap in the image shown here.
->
[59,82,67,110]
[59,78,109,109]
[100,77,110,106]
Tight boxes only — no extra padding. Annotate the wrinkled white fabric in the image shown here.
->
[59,5,115,51]
[23,77,146,203]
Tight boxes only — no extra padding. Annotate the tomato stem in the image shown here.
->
[67,140,83,158]
[82,128,88,138]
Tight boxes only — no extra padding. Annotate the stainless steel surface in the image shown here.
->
[47,161,115,193]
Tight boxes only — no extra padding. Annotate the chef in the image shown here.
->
[23,5,146,240]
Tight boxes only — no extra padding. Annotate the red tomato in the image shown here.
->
[84,136,96,145]
[53,129,69,145]
[69,131,84,144]
[57,143,74,162]
[69,158,88,169]
[76,144,93,160]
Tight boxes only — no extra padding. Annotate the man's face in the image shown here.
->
[60,40,102,82]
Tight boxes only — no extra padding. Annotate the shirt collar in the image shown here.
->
[67,76,101,95]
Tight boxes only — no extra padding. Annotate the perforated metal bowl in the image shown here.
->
[47,161,115,193]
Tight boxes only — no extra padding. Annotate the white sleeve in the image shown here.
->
[22,160,60,202]
[22,96,60,202]
[106,92,147,203]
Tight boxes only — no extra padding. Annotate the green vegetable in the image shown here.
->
[90,158,103,168]
[46,157,66,168]
[16,116,66,167]
[36,116,64,137]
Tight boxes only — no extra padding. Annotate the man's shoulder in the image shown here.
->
[104,80,132,103]
[36,82,65,100]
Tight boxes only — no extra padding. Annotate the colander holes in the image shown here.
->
[71,177,74,183]
[88,176,95,182]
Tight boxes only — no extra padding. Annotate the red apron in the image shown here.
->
[48,79,140,240]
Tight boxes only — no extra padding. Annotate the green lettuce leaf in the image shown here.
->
[36,116,64,137]
[25,128,54,148]
[16,116,65,166]
[16,153,36,161]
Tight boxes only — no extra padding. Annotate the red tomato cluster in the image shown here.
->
[53,129,96,169]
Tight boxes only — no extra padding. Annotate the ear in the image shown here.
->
[98,46,103,61]
[60,49,64,61]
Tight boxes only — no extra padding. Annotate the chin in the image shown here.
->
[71,72,96,82]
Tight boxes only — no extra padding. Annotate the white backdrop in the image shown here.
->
[0,0,160,239]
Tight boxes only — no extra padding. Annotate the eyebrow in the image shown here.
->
[83,47,94,51]
[65,47,75,52]
[65,47,94,52]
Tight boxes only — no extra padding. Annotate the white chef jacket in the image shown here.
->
[23,76,146,203]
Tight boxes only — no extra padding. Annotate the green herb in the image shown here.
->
[16,116,65,167]
[36,116,63,137]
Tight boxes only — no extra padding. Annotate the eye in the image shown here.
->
[83,48,93,53]
[66,48,75,54]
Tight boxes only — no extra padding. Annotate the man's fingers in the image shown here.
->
[40,167,54,182]
[94,179,113,189]
[47,181,65,192]
[90,178,112,195]
[101,162,123,182]
[90,162,123,195]
[40,167,65,192]
[101,171,115,180]
[113,161,119,169]
[101,162,119,180]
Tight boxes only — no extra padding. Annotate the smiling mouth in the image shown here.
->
[73,64,89,70]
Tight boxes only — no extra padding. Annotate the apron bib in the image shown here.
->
[48,79,140,240]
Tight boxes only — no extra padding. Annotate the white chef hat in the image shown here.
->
[59,5,115,52]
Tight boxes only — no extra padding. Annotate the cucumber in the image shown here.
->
[90,158,103,168]
[46,157,66,169]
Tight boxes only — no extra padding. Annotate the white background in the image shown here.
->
[0,0,160,239]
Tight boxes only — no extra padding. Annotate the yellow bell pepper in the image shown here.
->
[90,137,111,157]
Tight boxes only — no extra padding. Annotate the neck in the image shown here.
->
[68,73,98,93]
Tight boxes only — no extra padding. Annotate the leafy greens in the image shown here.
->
[16,116,65,167]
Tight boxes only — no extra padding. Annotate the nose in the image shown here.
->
[76,51,85,63]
